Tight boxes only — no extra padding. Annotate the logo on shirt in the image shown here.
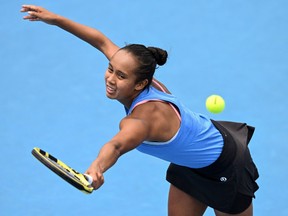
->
[220,177,227,182]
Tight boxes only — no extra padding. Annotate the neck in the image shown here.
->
[119,89,146,110]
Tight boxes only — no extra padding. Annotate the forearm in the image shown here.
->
[85,142,121,189]
[53,15,119,59]
[21,5,119,60]
[91,142,121,173]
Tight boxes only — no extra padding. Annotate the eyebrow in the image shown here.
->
[108,63,128,77]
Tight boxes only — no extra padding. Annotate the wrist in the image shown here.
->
[92,159,105,174]
[52,14,65,26]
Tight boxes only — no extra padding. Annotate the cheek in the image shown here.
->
[104,71,109,80]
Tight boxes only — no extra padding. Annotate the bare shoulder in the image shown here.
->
[126,101,180,142]
[129,101,160,119]
[121,102,164,133]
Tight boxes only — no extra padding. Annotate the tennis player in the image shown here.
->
[21,5,259,216]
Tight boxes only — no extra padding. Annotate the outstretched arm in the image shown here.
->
[85,116,150,189]
[21,5,119,60]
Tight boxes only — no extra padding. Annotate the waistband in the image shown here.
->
[193,120,237,176]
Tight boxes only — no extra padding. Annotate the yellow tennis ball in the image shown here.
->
[206,95,225,114]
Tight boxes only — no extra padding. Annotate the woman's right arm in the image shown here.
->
[21,5,119,60]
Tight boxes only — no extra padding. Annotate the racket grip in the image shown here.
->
[84,174,93,186]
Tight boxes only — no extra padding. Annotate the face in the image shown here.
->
[104,50,147,107]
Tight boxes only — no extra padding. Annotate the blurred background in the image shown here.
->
[1,0,287,215]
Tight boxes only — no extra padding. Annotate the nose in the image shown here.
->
[105,71,116,84]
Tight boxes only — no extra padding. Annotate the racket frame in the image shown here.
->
[32,147,93,194]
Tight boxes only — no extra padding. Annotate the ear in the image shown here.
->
[135,79,149,91]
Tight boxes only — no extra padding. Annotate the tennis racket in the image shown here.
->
[31,147,93,194]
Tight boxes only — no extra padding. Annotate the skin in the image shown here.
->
[21,5,253,215]
[86,48,181,189]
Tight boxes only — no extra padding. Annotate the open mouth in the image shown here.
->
[106,85,116,94]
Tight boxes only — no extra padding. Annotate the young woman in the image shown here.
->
[21,5,259,216]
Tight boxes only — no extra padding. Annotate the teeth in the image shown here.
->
[107,85,115,93]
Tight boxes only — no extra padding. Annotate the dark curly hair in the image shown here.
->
[120,44,168,87]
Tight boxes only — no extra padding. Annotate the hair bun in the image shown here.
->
[147,47,168,66]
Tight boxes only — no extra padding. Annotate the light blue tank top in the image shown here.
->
[126,86,224,168]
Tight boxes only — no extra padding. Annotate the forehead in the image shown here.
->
[110,50,138,74]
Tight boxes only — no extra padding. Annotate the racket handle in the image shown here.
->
[84,174,93,185]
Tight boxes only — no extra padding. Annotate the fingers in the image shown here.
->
[21,5,37,19]
[21,5,42,21]
[21,5,40,12]
[92,173,104,190]
[21,5,57,24]
[85,171,104,190]
[22,12,39,21]
[23,16,40,22]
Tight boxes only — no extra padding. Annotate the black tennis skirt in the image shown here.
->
[166,120,259,214]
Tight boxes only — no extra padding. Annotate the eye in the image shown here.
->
[107,66,113,73]
[117,72,126,79]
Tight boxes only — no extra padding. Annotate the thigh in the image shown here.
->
[168,184,207,216]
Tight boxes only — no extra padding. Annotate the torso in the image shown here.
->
[125,85,224,168]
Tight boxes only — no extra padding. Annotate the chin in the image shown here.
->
[106,94,116,100]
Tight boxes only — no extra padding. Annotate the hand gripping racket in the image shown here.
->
[32,147,93,194]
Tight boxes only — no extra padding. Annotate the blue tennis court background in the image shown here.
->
[1,0,288,215]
